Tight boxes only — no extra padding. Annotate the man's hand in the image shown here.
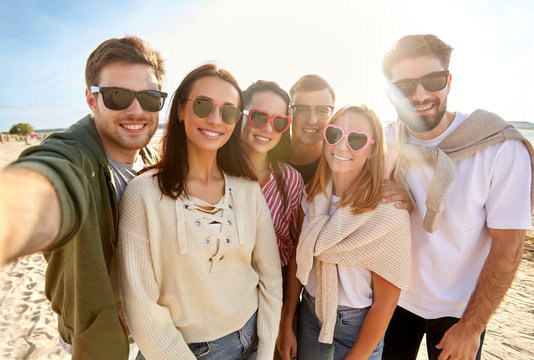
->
[381,179,413,211]
[435,322,481,360]
[436,228,525,360]
[0,166,59,266]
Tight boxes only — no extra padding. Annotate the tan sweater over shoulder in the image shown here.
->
[118,170,282,360]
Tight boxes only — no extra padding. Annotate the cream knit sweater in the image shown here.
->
[296,180,411,344]
[390,109,534,233]
[118,170,283,360]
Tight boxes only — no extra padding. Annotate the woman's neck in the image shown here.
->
[331,172,358,197]
[186,148,225,203]
[244,148,271,185]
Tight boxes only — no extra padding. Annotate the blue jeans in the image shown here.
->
[136,311,258,360]
[383,306,485,360]
[297,290,383,360]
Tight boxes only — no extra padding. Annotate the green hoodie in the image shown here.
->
[14,114,159,359]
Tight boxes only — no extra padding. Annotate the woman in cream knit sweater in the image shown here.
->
[117,64,283,360]
[289,105,411,360]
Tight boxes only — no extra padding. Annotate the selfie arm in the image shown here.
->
[0,166,59,266]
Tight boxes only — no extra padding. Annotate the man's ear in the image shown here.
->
[86,88,97,112]
[446,73,452,95]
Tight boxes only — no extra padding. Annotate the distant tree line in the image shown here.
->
[9,123,34,136]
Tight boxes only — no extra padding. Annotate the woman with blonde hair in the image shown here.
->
[290,105,411,359]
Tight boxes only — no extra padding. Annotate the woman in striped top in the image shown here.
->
[240,80,305,268]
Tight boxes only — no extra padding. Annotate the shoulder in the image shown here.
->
[225,173,262,194]
[280,163,305,189]
[281,163,303,180]
[373,201,410,223]
[123,169,159,198]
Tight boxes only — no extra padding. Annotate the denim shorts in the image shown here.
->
[297,290,383,360]
[137,311,258,360]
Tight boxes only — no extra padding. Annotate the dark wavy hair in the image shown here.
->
[149,63,257,199]
[85,35,165,89]
[244,80,291,221]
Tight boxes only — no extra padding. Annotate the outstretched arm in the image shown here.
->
[0,166,59,266]
[436,228,525,360]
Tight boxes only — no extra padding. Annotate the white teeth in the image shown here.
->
[254,135,271,142]
[303,128,317,133]
[413,104,433,111]
[202,129,220,137]
[333,154,351,161]
[122,124,144,130]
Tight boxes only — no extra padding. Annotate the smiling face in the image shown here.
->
[324,111,374,181]
[388,55,452,138]
[86,61,160,163]
[240,90,288,156]
[290,88,334,147]
[180,76,240,155]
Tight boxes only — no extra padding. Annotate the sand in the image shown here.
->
[0,139,533,359]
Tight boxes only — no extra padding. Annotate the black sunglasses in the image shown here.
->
[90,86,167,112]
[185,97,242,125]
[391,70,449,97]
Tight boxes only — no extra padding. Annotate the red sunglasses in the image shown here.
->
[323,124,375,152]
[244,108,291,134]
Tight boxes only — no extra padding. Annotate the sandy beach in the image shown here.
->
[1,139,533,359]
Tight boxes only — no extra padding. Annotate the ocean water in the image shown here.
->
[151,123,534,146]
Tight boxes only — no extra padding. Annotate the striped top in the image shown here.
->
[261,163,304,266]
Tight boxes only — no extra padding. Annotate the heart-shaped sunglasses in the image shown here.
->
[323,124,375,152]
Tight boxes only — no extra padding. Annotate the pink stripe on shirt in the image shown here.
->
[261,164,304,267]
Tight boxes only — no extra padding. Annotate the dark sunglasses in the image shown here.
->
[185,97,242,125]
[323,124,375,152]
[244,108,291,134]
[90,86,167,112]
[391,70,449,97]
[289,104,334,121]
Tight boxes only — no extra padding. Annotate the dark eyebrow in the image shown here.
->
[196,95,238,107]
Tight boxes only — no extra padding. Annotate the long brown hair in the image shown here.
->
[306,105,385,214]
[243,80,291,221]
[149,64,257,199]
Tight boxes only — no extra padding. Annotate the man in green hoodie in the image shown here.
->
[0,35,166,359]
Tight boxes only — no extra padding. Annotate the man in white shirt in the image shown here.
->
[381,34,532,360]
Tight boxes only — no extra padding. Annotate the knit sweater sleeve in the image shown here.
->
[117,175,196,360]
[249,182,284,358]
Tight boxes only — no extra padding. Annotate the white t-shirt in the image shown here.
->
[301,194,373,309]
[385,112,532,319]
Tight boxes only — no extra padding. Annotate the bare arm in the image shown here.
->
[0,166,59,266]
[345,273,401,360]
[436,228,525,360]
[276,206,304,360]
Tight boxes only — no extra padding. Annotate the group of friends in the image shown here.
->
[0,33,532,360]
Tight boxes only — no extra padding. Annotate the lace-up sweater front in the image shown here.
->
[118,170,283,360]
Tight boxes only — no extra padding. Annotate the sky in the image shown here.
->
[1,0,533,132]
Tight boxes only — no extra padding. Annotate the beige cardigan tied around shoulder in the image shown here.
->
[390,109,534,233]
[296,180,411,344]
